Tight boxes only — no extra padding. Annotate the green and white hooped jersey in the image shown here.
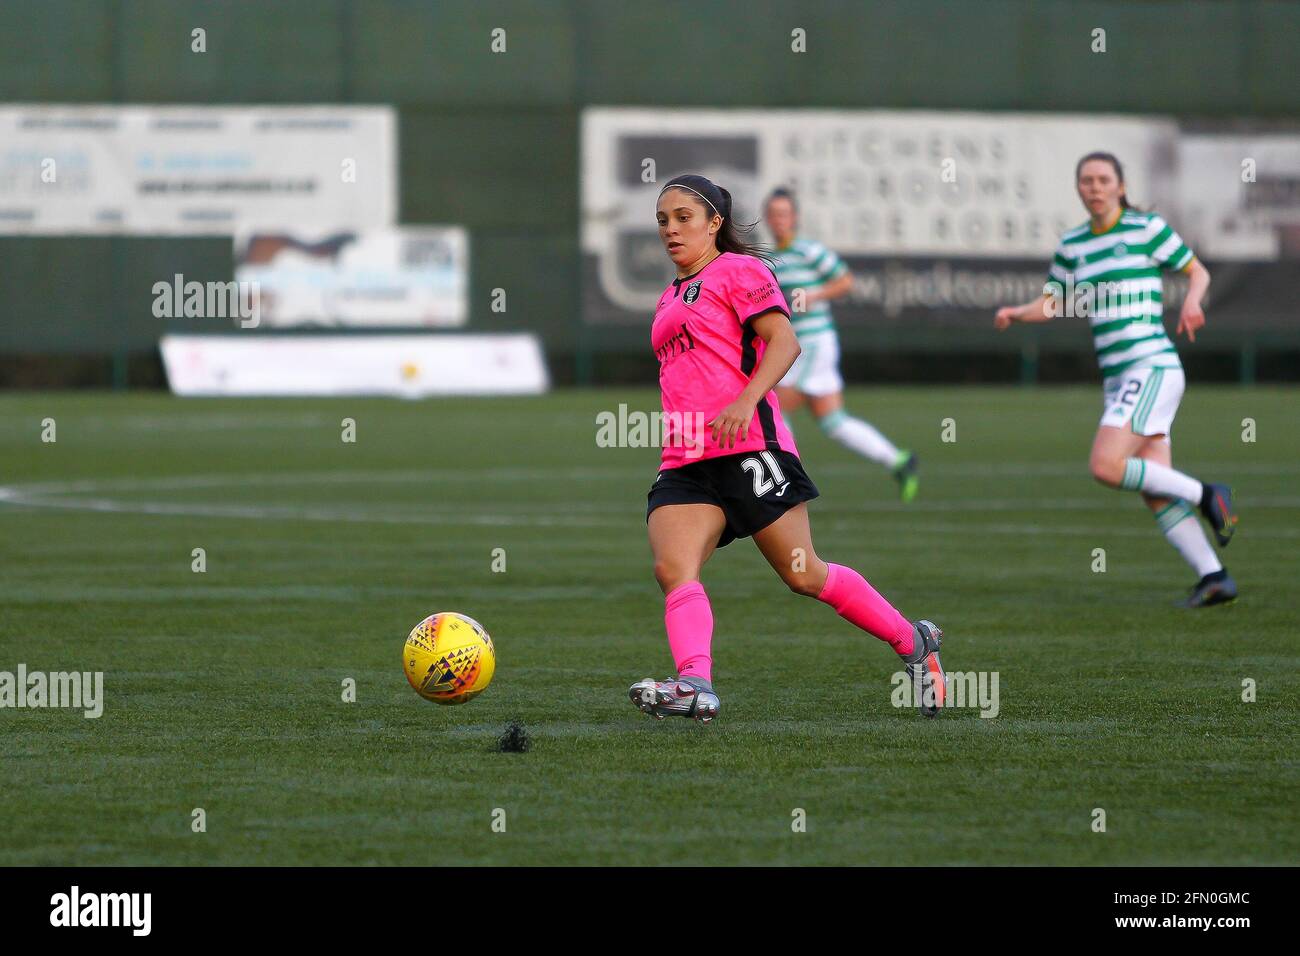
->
[769,238,848,339]
[1046,210,1195,380]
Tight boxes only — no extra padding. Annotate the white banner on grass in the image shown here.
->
[160,334,548,397]
[0,105,396,235]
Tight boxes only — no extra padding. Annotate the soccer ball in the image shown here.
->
[402,612,496,705]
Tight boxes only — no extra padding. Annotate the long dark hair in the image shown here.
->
[1075,151,1137,210]
[659,174,773,265]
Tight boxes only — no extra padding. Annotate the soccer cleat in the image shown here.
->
[628,676,720,723]
[892,451,919,503]
[900,620,946,718]
[1181,570,1238,608]
[1199,482,1238,547]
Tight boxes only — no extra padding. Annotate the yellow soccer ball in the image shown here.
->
[402,612,496,705]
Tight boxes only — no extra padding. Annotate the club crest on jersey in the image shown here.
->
[683,280,702,304]
[1113,242,1127,256]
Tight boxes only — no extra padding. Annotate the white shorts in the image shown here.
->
[779,329,843,397]
[1101,366,1185,438]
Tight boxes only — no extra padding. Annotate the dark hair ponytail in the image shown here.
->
[712,186,774,264]
[659,175,774,265]
[1076,151,1139,210]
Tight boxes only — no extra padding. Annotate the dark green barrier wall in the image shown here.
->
[1,0,1296,380]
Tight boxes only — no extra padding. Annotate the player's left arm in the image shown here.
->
[1177,257,1211,343]
[708,309,799,448]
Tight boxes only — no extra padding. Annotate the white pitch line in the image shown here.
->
[4,488,1299,540]
[0,413,335,432]
[825,518,1300,540]
[820,462,1300,478]
[5,460,1300,497]
[0,493,625,528]
[0,468,646,496]
[5,467,1300,517]
[818,496,1300,514]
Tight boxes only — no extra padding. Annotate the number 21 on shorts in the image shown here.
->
[741,451,790,498]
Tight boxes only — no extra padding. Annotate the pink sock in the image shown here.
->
[664,581,713,682]
[817,562,914,655]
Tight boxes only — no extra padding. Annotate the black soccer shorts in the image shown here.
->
[646,448,820,547]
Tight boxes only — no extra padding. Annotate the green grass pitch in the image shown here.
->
[0,386,1296,865]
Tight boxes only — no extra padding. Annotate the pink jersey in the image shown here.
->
[652,252,799,469]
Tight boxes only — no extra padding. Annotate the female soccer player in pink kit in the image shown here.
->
[629,174,947,722]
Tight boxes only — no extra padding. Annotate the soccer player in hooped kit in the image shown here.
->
[629,174,947,722]
[994,152,1238,608]
[764,188,920,502]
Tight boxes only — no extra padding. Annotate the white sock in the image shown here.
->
[1121,458,1203,503]
[1155,499,1222,577]
[820,409,901,469]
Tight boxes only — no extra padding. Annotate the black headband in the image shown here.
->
[659,175,727,219]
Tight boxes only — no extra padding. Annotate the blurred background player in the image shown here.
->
[994,152,1238,608]
[763,188,919,502]
[631,174,945,723]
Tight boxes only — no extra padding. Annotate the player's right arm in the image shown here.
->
[994,293,1056,330]
[996,237,1071,330]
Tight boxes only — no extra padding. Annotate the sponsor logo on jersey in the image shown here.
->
[654,321,697,363]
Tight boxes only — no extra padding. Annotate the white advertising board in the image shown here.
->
[0,105,396,235]
[234,227,469,327]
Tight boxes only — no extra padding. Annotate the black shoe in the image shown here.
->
[1199,482,1238,547]
[1181,570,1238,608]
